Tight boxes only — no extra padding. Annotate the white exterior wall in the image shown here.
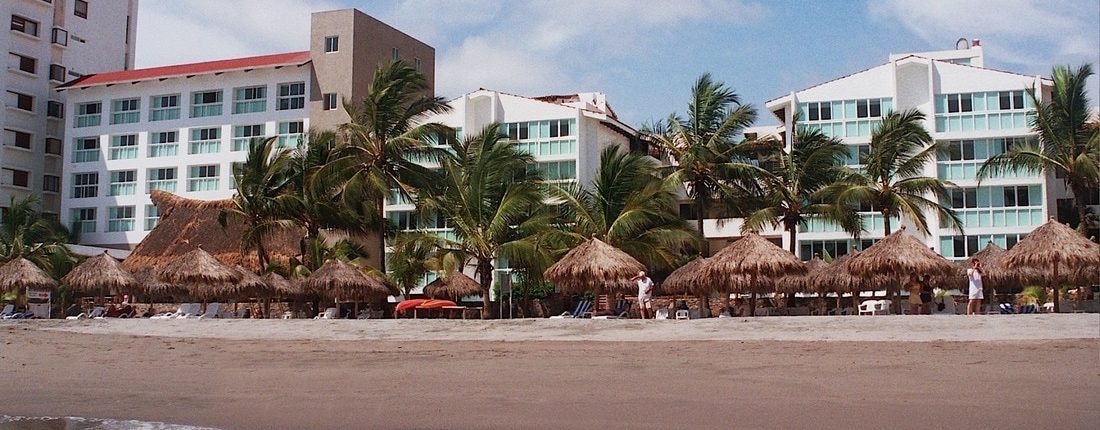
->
[60,65,312,247]
[1,0,137,215]
[761,48,1053,261]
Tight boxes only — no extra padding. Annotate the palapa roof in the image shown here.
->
[847,227,955,282]
[423,271,482,299]
[0,258,57,291]
[1002,218,1100,286]
[661,256,709,296]
[121,191,301,274]
[261,272,301,297]
[232,266,269,298]
[700,233,806,294]
[776,257,828,293]
[303,259,396,300]
[62,251,139,294]
[157,247,242,299]
[543,237,646,294]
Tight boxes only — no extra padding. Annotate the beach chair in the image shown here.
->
[151,304,184,319]
[999,303,1015,314]
[858,300,876,315]
[314,307,339,319]
[88,306,106,319]
[549,299,592,319]
[197,303,223,319]
[675,310,690,320]
[175,303,202,319]
[655,308,669,320]
[0,304,15,319]
[1019,303,1037,314]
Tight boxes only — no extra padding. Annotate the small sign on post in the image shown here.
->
[26,288,52,319]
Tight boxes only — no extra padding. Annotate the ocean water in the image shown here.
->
[0,416,223,430]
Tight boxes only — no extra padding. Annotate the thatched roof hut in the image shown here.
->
[543,237,646,295]
[661,256,709,296]
[0,258,57,291]
[423,271,481,300]
[776,256,828,293]
[62,251,139,294]
[261,272,300,298]
[232,265,268,298]
[121,191,301,275]
[303,259,396,301]
[1002,218,1100,311]
[157,247,242,299]
[700,233,806,294]
[847,226,955,280]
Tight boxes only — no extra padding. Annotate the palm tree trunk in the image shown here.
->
[695,198,711,317]
[257,242,269,273]
[377,197,387,272]
[882,210,892,238]
[478,258,493,319]
[789,225,798,257]
[1071,184,1092,233]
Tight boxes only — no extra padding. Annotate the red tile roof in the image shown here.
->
[59,51,312,89]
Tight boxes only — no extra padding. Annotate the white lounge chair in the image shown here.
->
[675,310,690,320]
[175,303,202,319]
[151,304,185,319]
[654,308,669,320]
[89,306,106,319]
[549,300,592,319]
[0,304,15,319]
[197,303,223,319]
[314,307,339,319]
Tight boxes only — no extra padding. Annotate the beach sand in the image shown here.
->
[1,315,1097,429]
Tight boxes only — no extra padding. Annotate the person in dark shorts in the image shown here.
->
[920,279,933,314]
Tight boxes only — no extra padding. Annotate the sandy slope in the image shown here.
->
[1,316,1097,430]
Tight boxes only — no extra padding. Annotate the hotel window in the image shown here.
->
[277,120,304,148]
[71,208,96,233]
[146,167,177,193]
[47,101,64,118]
[277,82,305,110]
[75,102,101,127]
[107,206,135,232]
[144,205,159,231]
[110,98,140,124]
[6,129,32,149]
[51,27,68,46]
[71,172,98,198]
[232,124,264,151]
[806,102,832,121]
[109,134,138,160]
[531,160,576,181]
[190,90,223,118]
[49,64,66,82]
[148,131,178,158]
[324,36,339,53]
[74,0,89,19]
[189,127,221,154]
[188,165,220,192]
[945,94,974,114]
[108,170,137,196]
[9,91,33,111]
[855,99,883,118]
[323,93,338,110]
[45,138,62,155]
[391,47,399,61]
[42,175,60,193]
[11,16,40,37]
[150,94,180,121]
[233,85,267,114]
[9,53,36,74]
[72,137,99,162]
[999,90,1026,110]
[389,211,418,231]
[2,169,30,188]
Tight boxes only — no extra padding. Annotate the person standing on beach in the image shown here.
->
[908,276,923,315]
[966,258,984,315]
[631,271,654,319]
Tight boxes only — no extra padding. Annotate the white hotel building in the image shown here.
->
[3,0,137,216]
[387,90,640,292]
[706,42,1060,261]
[57,8,434,250]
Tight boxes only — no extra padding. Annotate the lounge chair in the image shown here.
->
[858,300,890,316]
[593,298,632,319]
[175,303,202,319]
[314,307,339,319]
[999,303,1015,314]
[0,304,15,319]
[674,310,690,320]
[197,303,223,319]
[151,304,185,319]
[549,299,592,319]
[654,308,669,320]
[1019,303,1037,314]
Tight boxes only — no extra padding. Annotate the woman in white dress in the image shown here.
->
[966,258,984,315]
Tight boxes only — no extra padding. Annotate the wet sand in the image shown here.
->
[1,316,1097,429]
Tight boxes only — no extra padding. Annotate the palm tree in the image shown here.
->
[550,146,698,271]
[321,61,452,271]
[0,196,74,270]
[414,124,550,318]
[643,73,768,252]
[387,232,438,297]
[822,108,963,238]
[744,126,860,255]
[219,136,296,271]
[978,64,1099,232]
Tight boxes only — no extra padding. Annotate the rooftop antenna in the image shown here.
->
[955,37,971,50]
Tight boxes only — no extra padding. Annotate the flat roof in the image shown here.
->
[58,51,312,90]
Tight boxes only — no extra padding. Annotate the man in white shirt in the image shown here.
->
[631,271,654,319]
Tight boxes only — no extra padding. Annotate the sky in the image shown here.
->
[135,0,1100,127]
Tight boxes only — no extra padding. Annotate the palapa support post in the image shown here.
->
[1051,261,1059,313]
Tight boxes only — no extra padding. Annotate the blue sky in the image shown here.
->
[136,0,1099,127]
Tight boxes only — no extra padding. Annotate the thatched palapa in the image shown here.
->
[303,259,396,301]
[62,251,139,294]
[424,271,481,300]
[261,272,300,297]
[543,237,646,295]
[1002,218,1100,312]
[661,256,709,296]
[156,247,242,299]
[700,233,806,294]
[847,226,955,279]
[776,256,827,293]
[0,258,57,291]
[121,191,301,275]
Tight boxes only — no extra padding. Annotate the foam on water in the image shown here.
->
[0,415,223,430]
